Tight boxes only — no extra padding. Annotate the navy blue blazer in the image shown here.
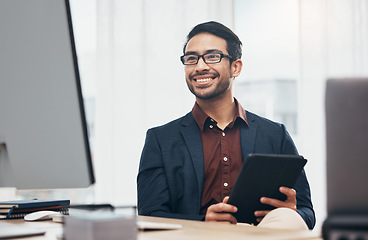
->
[137,110,316,229]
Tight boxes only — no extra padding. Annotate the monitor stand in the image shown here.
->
[0,142,5,158]
[0,142,16,187]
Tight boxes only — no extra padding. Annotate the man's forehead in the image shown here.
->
[185,33,227,54]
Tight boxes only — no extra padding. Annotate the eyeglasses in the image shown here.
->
[180,53,233,65]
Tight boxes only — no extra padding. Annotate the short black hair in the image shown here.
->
[183,21,242,62]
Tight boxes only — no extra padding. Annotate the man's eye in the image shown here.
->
[186,56,197,61]
[207,54,220,59]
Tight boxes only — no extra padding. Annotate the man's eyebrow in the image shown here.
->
[184,49,224,55]
[184,51,198,55]
[205,49,223,54]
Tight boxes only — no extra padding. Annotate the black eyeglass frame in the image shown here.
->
[180,53,233,65]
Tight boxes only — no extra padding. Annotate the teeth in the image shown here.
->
[196,78,212,83]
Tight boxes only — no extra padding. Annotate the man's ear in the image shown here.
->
[231,59,243,78]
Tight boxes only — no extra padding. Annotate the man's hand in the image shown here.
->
[254,187,297,223]
[205,196,238,224]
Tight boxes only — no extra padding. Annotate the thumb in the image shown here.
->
[223,196,230,203]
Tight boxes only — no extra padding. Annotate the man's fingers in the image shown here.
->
[205,200,238,224]
[280,187,296,199]
[208,202,237,213]
[206,212,237,224]
[255,210,271,223]
[260,187,297,209]
[260,197,284,208]
[254,187,298,224]
[254,210,270,218]
[222,196,230,203]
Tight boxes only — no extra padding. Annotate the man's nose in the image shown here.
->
[195,56,210,71]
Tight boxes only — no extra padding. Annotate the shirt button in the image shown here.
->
[224,183,228,187]
[209,125,213,129]
[222,132,225,136]
[223,157,228,162]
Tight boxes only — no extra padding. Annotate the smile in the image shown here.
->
[194,78,213,83]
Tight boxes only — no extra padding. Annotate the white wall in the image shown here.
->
[299,0,368,230]
[93,0,235,206]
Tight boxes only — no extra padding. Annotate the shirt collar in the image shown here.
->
[192,98,249,131]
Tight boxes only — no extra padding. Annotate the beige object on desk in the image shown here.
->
[258,207,309,230]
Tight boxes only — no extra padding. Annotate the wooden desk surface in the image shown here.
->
[137,216,322,240]
[0,215,322,240]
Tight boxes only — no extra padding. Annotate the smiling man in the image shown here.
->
[137,21,315,229]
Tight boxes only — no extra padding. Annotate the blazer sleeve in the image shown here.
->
[281,125,316,230]
[137,128,204,221]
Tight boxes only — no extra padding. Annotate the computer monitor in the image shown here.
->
[0,0,95,189]
[325,78,368,214]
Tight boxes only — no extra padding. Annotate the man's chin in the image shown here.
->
[187,84,226,100]
[193,91,218,100]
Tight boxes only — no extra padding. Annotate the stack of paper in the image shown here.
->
[0,199,70,219]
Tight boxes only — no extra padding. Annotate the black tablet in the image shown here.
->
[227,154,307,225]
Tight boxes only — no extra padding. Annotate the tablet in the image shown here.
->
[227,154,307,225]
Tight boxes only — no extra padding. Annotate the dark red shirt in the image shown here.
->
[192,99,249,215]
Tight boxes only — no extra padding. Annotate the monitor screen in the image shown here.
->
[0,0,95,189]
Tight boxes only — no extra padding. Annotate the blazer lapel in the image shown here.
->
[180,113,204,197]
[240,111,258,161]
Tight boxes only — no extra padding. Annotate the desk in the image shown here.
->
[1,216,322,240]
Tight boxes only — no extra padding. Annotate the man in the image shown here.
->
[137,21,315,229]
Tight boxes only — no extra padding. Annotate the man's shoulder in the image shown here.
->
[245,110,284,129]
[148,112,195,133]
[245,110,297,154]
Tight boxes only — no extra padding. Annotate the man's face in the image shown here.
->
[184,33,241,100]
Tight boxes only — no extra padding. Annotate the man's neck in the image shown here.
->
[196,96,236,130]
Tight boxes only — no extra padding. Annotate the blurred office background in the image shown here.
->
[2,0,368,232]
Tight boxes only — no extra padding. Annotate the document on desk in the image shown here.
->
[137,221,182,231]
[0,223,46,239]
